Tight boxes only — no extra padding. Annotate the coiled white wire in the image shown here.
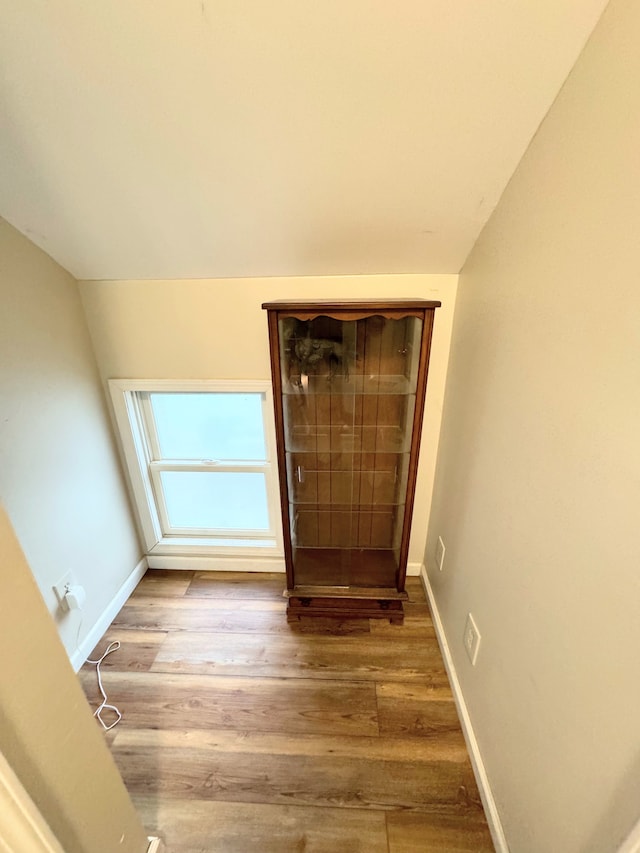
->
[74,613,122,731]
[85,641,122,731]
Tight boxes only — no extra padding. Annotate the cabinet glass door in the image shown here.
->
[278,313,423,590]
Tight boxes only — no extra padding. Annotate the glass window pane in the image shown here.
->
[160,471,270,531]
[149,393,266,461]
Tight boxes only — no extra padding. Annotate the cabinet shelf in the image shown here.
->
[284,425,411,454]
[282,375,417,396]
[286,452,409,508]
[263,298,440,622]
[291,504,403,549]
[291,500,406,509]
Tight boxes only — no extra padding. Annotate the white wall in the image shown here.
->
[0,506,148,853]
[0,217,142,658]
[79,274,457,565]
[425,1,640,851]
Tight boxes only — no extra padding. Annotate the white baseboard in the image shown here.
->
[406,560,422,576]
[147,554,286,572]
[420,565,509,853]
[71,557,148,672]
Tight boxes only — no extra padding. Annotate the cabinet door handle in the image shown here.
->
[297,465,305,483]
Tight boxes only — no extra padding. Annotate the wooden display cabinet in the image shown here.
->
[262,299,440,623]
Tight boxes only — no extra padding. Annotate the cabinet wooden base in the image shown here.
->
[286,593,405,624]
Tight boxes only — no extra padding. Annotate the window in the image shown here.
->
[109,380,282,557]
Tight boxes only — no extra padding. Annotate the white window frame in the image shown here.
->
[109,379,283,557]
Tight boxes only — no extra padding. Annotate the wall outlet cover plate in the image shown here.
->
[53,571,75,609]
[464,612,481,665]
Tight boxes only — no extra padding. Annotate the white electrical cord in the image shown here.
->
[86,642,123,731]
[74,613,123,731]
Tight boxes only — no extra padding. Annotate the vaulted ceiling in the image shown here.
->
[0,1,608,280]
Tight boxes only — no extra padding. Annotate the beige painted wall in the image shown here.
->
[0,505,147,852]
[80,274,457,565]
[426,1,640,850]
[0,218,141,658]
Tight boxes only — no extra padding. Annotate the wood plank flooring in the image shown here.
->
[80,570,494,853]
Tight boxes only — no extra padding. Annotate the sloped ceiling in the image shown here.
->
[0,1,608,280]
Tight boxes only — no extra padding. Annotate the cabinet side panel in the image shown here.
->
[266,310,294,589]
[397,310,436,589]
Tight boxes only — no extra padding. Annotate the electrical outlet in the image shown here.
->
[464,613,481,665]
[53,571,75,611]
[435,536,446,571]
